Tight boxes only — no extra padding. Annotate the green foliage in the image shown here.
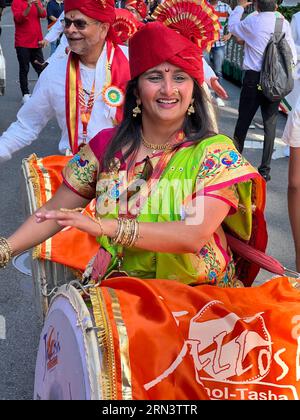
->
[278,3,300,21]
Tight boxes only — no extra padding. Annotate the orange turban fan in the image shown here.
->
[129,21,204,85]
[64,0,116,24]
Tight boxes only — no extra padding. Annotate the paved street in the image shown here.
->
[0,7,296,400]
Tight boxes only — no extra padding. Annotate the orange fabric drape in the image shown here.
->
[94,276,300,400]
[28,154,98,271]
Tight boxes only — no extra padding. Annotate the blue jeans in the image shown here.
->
[208,45,225,79]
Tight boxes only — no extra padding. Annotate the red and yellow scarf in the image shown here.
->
[66,41,130,154]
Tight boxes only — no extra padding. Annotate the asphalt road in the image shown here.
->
[0,8,296,400]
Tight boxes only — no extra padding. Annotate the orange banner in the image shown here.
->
[92,276,300,400]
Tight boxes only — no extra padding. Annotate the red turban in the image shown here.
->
[129,22,204,85]
[126,0,147,20]
[64,0,116,24]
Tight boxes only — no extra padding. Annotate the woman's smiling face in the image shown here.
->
[137,62,194,126]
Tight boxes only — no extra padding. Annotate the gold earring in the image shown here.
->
[133,101,141,118]
[187,100,195,116]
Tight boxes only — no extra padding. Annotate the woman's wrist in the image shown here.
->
[101,218,118,238]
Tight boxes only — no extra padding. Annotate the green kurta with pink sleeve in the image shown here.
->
[62,128,263,287]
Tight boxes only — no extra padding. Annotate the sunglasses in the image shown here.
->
[61,18,99,30]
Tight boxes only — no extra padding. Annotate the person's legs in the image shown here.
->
[30,48,45,76]
[16,47,30,95]
[288,147,300,272]
[233,70,261,153]
[211,46,225,80]
[258,96,280,178]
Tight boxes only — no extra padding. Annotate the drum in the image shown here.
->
[21,154,93,318]
[34,276,300,400]
[34,284,103,400]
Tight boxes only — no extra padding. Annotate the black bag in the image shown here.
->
[259,16,294,102]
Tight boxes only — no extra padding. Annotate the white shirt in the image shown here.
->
[44,11,68,64]
[44,11,64,44]
[282,96,300,148]
[0,43,128,162]
[291,12,300,79]
[228,6,297,72]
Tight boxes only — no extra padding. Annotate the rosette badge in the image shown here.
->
[102,85,124,107]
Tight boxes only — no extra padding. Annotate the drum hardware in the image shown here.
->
[284,267,300,278]
[42,286,59,298]
[85,326,101,333]
[66,280,98,296]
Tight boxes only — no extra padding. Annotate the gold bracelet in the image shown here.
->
[111,218,140,248]
[91,215,104,237]
[112,218,122,244]
[113,218,129,245]
[0,237,12,269]
[127,219,136,247]
[122,218,132,247]
[60,207,85,212]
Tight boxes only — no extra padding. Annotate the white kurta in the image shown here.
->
[44,11,68,65]
[0,43,128,162]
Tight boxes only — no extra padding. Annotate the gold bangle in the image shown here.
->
[0,237,12,269]
[112,217,124,244]
[60,207,85,213]
[122,218,132,247]
[91,216,104,237]
[112,218,140,248]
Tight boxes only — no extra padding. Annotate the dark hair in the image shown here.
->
[103,77,217,170]
[257,0,277,12]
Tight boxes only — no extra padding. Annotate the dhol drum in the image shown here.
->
[21,155,75,318]
[21,154,99,318]
[34,284,103,400]
[34,276,300,400]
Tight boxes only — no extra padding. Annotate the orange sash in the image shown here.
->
[91,276,300,400]
[28,155,98,271]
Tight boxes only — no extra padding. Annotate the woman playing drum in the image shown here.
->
[0,3,266,288]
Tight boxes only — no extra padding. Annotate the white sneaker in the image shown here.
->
[215,97,225,107]
[22,94,31,104]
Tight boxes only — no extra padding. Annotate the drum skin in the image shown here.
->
[34,285,103,400]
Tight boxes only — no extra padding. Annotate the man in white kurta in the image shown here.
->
[0,42,128,160]
[0,0,129,162]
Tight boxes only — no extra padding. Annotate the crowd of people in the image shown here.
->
[0,0,299,400]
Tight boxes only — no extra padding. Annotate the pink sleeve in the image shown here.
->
[88,127,118,168]
[62,128,118,199]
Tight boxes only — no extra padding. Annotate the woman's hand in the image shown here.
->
[35,209,103,237]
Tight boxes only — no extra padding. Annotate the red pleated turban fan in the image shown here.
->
[129,0,221,85]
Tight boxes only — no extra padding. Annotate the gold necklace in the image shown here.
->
[141,133,172,153]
